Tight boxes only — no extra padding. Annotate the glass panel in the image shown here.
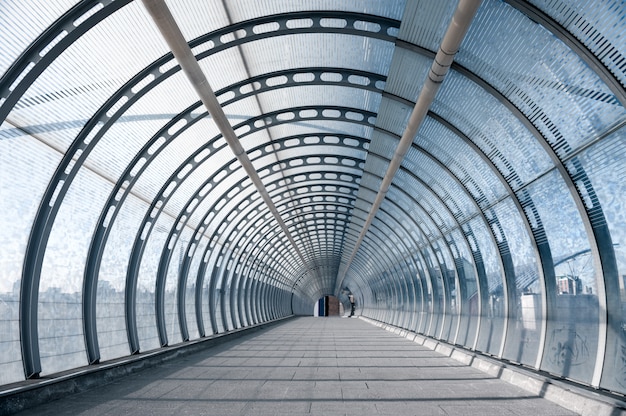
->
[39,168,113,375]
[136,218,173,352]
[471,217,505,356]
[97,195,145,361]
[496,197,543,366]
[0,0,77,77]
[529,0,626,95]
[449,228,479,347]
[8,1,170,147]
[458,1,626,159]
[421,245,443,338]
[164,228,194,345]
[185,236,209,340]
[432,70,554,187]
[385,47,431,102]
[574,127,626,393]
[403,147,479,222]
[527,170,598,384]
[398,0,456,50]
[419,117,508,208]
[0,127,61,383]
[241,34,395,79]
[433,238,457,342]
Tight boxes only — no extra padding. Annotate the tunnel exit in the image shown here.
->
[314,295,341,317]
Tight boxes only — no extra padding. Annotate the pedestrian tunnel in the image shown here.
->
[1,0,626,411]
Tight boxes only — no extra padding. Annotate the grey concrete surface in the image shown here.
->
[11,317,578,416]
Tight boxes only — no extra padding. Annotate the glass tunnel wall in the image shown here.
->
[338,0,626,395]
[1,0,626,400]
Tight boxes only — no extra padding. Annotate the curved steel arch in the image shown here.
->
[212,198,356,331]
[351,202,430,328]
[384,172,484,344]
[85,105,372,358]
[397,34,617,345]
[17,8,390,373]
[354,181,467,339]
[385,41,609,369]
[184,178,359,337]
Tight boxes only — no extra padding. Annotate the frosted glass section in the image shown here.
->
[255,84,382,117]
[403,147,478,223]
[384,45,432,101]
[185,236,209,340]
[397,0,456,50]
[419,117,508,208]
[575,127,626,394]
[8,1,170,143]
[530,0,626,96]
[164,228,195,345]
[421,246,443,338]
[136,217,174,352]
[97,194,149,361]
[0,128,61,383]
[449,228,479,347]
[39,167,113,375]
[432,71,554,187]
[0,0,77,77]
[496,197,543,366]
[470,216,505,356]
[528,170,598,384]
[432,238,457,343]
[458,1,626,159]
[242,34,395,78]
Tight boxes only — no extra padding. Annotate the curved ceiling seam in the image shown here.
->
[124,143,256,353]
[336,0,482,295]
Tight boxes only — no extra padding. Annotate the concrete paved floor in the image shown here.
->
[13,317,576,415]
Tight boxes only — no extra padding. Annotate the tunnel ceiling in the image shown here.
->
[2,0,626,388]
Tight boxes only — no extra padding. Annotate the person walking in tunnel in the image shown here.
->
[349,294,355,317]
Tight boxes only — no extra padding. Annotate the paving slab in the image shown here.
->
[12,317,577,416]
